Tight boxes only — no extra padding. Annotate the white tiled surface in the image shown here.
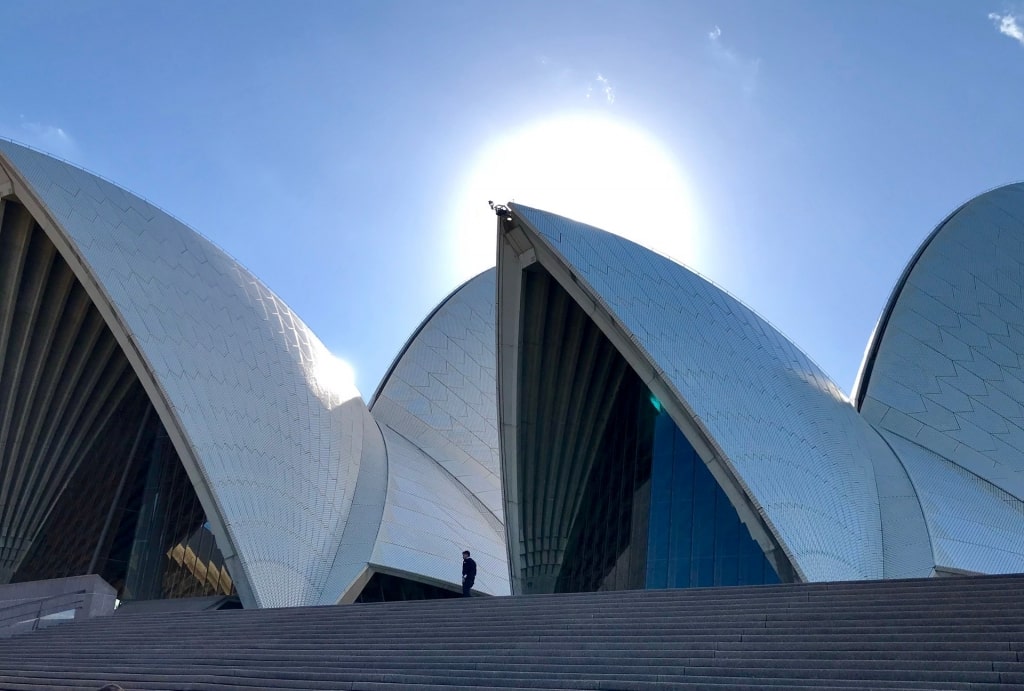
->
[882,431,1024,574]
[0,141,369,607]
[860,184,1024,573]
[513,204,934,582]
[367,269,508,595]
[370,270,502,520]
[860,426,935,578]
[18,134,1020,599]
[372,424,510,595]
[317,410,389,604]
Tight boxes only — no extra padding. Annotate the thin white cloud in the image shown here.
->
[585,73,616,105]
[707,25,761,96]
[596,74,615,104]
[538,55,616,105]
[23,122,73,147]
[0,117,80,160]
[989,12,1024,45]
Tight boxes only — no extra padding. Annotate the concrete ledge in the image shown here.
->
[0,574,117,635]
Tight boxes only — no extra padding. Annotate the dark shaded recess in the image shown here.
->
[0,198,233,600]
[14,381,152,584]
[556,372,654,592]
[0,199,134,579]
[516,266,628,591]
[355,572,461,602]
[13,363,234,601]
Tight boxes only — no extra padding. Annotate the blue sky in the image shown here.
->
[3,1,1023,397]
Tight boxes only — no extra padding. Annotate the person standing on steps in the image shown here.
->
[461,550,476,597]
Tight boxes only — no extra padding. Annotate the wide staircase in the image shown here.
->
[0,573,1022,690]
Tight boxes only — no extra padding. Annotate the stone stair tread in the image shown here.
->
[1,573,1022,689]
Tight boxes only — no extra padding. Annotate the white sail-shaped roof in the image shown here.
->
[0,140,371,608]
[370,270,503,518]
[500,203,933,584]
[365,270,509,597]
[858,183,1024,574]
[5,138,1022,605]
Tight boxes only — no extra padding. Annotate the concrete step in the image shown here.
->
[3,655,1018,676]
[4,646,1018,665]
[0,667,1016,689]
[1,573,1021,690]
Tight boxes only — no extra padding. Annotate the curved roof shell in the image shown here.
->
[499,204,933,585]
[858,183,1024,573]
[370,270,502,519]
[366,269,508,597]
[368,424,509,596]
[0,140,370,608]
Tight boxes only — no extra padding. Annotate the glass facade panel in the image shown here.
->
[14,388,235,601]
[553,365,779,592]
[519,265,778,593]
[645,407,779,589]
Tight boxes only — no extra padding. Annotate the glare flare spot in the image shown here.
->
[449,112,698,283]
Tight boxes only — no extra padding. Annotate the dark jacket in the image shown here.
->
[462,557,477,580]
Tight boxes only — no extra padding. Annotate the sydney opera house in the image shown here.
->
[0,139,1022,610]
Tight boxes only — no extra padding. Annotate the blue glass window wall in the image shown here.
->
[646,404,779,588]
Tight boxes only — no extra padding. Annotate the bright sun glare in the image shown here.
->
[310,345,361,407]
[450,112,697,282]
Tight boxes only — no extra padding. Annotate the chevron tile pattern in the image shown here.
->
[861,184,1024,573]
[511,203,935,583]
[0,141,369,608]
